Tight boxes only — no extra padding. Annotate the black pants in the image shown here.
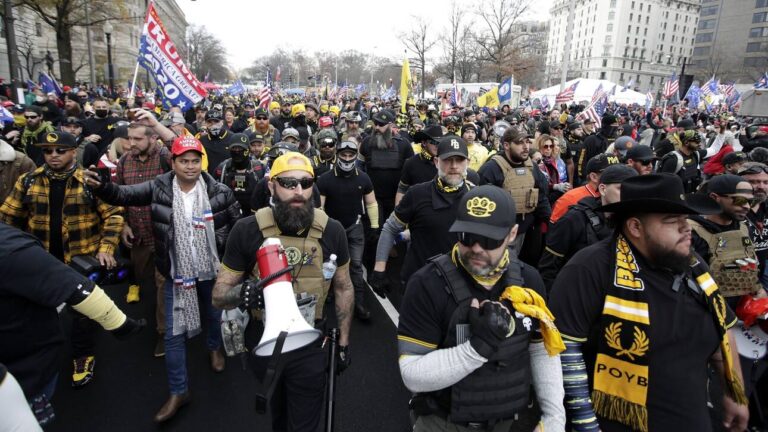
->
[345,223,366,305]
[69,307,96,358]
[253,344,327,432]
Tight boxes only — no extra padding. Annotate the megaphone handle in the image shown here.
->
[326,328,339,432]
[254,265,295,291]
[254,331,288,414]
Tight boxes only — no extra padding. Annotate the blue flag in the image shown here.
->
[26,79,37,90]
[756,73,768,89]
[38,72,62,96]
[0,105,13,124]
[685,84,701,108]
[227,80,245,96]
[498,76,513,105]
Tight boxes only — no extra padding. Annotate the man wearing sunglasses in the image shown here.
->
[398,185,565,432]
[312,129,339,178]
[248,107,280,148]
[18,106,55,166]
[0,131,124,389]
[213,153,354,432]
[740,163,768,287]
[625,145,656,175]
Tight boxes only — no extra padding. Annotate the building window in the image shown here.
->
[701,6,719,16]
[699,19,716,29]
[627,25,632,32]
[610,0,616,7]
[630,13,633,21]
[750,27,768,37]
[606,35,612,43]
[622,60,626,68]
[754,12,768,23]
[621,72,625,81]
[646,16,650,24]
[35,22,42,37]
[747,42,767,52]
[607,23,613,31]
[644,28,648,36]
[745,57,767,67]
[758,0,768,8]
[696,32,714,43]
[632,1,635,8]
[600,72,607,79]
[602,59,608,67]
[609,11,615,20]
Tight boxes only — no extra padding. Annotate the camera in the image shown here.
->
[70,255,130,285]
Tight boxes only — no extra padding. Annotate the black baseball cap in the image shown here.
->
[414,125,444,144]
[599,164,638,185]
[36,131,77,148]
[586,153,620,173]
[61,116,84,126]
[449,185,516,240]
[626,145,655,162]
[372,109,396,126]
[205,110,224,121]
[250,133,265,143]
[229,133,250,150]
[254,107,269,118]
[437,135,468,159]
[722,151,747,166]
[707,174,752,195]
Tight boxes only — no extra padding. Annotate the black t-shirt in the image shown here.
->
[394,181,472,281]
[48,178,67,262]
[360,136,414,200]
[82,116,119,154]
[316,169,373,228]
[746,204,768,277]
[399,154,437,191]
[549,236,736,432]
[399,251,545,350]
[221,211,350,277]
[0,223,89,397]
[199,130,236,175]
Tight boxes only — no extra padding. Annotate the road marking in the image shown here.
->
[362,267,399,327]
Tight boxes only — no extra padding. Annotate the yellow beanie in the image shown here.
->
[290,103,306,118]
[269,101,280,110]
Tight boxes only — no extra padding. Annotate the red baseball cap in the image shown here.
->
[171,135,204,157]
[318,116,333,128]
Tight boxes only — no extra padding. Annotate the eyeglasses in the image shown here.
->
[457,232,506,250]
[273,176,314,190]
[42,147,71,155]
[256,116,268,120]
[724,195,758,207]
[24,115,39,119]
[541,144,554,149]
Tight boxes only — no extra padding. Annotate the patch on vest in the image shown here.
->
[515,168,526,175]
[284,246,304,265]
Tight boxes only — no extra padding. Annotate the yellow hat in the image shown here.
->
[269,101,280,110]
[329,106,341,115]
[270,153,314,178]
[290,103,306,118]
[320,103,329,114]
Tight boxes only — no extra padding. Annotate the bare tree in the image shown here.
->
[401,16,437,98]
[15,27,44,79]
[16,0,141,85]
[185,25,229,82]
[474,0,533,81]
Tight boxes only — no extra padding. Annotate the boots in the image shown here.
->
[153,392,190,422]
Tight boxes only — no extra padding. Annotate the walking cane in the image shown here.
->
[325,328,339,432]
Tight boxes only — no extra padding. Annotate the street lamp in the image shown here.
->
[103,21,114,95]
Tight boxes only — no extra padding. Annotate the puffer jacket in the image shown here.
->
[95,171,241,277]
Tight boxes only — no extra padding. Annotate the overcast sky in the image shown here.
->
[178,0,554,70]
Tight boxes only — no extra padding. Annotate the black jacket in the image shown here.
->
[95,171,241,277]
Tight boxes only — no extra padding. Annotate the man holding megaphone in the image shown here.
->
[213,152,354,432]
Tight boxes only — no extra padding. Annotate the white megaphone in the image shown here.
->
[254,238,321,356]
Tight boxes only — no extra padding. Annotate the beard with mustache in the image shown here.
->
[644,234,692,274]
[272,193,314,234]
[374,126,393,150]
[437,166,467,187]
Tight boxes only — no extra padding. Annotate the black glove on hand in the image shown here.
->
[368,271,389,298]
[240,279,263,309]
[111,317,146,340]
[337,345,351,374]
[468,300,512,359]
[366,228,381,246]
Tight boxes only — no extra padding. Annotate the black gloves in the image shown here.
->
[240,279,264,309]
[337,345,351,374]
[468,301,512,359]
[368,271,389,298]
[111,317,146,340]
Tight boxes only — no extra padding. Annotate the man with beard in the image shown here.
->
[17,106,55,166]
[1,131,124,389]
[248,107,280,148]
[82,98,119,156]
[214,133,265,215]
[197,108,235,175]
[740,163,768,287]
[270,100,292,133]
[312,129,338,178]
[550,174,749,432]
[625,145,656,176]
[478,128,550,253]
[212,153,354,432]
[397,185,566,432]
[580,113,619,183]
[84,135,241,422]
[657,130,706,193]
[63,92,84,119]
[539,164,637,290]
[341,111,363,143]
[318,141,378,320]
[359,109,414,228]
[396,125,442,204]
[566,122,587,185]
[369,136,475,299]
[287,103,313,139]
[115,122,172,355]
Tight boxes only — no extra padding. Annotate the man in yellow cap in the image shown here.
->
[213,153,354,432]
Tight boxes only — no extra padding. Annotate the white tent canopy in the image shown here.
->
[530,78,650,106]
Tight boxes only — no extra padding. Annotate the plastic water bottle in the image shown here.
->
[322,254,338,280]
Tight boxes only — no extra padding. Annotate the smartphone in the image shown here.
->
[95,167,112,184]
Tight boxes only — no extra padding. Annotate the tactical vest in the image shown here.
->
[572,201,608,246]
[369,144,402,170]
[425,251,533,423]
[491,155,538,215]
[254,208,332,320]
[688,220,760,297]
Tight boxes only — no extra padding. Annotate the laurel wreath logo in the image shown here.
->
[605,322,649,360]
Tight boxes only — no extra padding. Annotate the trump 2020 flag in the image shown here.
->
[498,76,513,105]
[138,3,206,109]
[38,72,62,96]
[227,80,245,96]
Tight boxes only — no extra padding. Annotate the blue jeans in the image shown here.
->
[163,278,221,395]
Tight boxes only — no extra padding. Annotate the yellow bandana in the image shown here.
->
[451,243,508,287]
[499,286,565,356]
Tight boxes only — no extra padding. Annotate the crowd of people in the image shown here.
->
[1,80,768,432]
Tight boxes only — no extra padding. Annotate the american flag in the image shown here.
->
[701,76,720,96]
[258,69,272,109]
[755,73,768,89]
[555,81,579,104]
[663,73,679,99]
[450,78,462,106]
[581,91,608,128]
[645,91,654,110]
[591,84,606,104]
[719,81,735,98]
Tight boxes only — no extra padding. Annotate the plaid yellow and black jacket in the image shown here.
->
[0,166,124,263]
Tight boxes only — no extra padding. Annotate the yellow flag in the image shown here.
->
[400,57,411,114]
[477,86,500,108]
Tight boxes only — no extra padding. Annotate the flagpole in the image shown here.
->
[131,0,153,100]
[129,61,141,99]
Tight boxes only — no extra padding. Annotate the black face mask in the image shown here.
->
[95,109,109,118]
[230,150,249,166]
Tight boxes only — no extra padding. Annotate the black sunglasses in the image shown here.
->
[273,176,314,190]
[256,116,268,120]
[457,232,506,250]
[42,147,71,155]
[24,115,39,119]
[638,160,653,166]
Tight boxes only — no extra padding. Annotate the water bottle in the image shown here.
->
[322,254,338,280]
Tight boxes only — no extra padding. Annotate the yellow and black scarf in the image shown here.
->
[593,235,746,432]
